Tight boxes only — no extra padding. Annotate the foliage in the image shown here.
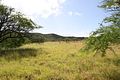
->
[84,0,120,56]
[0,3,40,48]
[100,0,120,11]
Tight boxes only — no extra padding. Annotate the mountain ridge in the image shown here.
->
[29,33,86,42]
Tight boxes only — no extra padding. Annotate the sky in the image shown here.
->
[2,0,107,37]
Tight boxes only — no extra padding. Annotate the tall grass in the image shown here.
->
[0,41,119,80]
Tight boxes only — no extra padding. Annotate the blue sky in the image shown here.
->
[2,0,107,37]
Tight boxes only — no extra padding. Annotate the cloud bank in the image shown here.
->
[2,0,66,18]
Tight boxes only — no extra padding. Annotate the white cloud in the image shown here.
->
[68,11,82,16]
[74,12,82,16]
[2,0,66,18]
[68,11,73,16]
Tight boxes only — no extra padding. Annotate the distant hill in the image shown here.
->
[28,33,86,43]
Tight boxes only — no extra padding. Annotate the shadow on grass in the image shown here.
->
[0,48,39,61]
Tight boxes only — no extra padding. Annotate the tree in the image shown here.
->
[0,3,40,48]
[84,0,120,56]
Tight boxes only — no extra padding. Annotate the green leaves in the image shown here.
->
[100,0,120,11]
[84,0,120,56]
[0,3,40,49]
[85,26,120,56]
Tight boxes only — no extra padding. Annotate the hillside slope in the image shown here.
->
[29,33,86,42]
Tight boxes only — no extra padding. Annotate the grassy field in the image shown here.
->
[0,41,120,80]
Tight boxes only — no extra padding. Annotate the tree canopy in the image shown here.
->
[0,3,40,48]
[84,0,120,56]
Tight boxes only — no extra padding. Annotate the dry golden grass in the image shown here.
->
[0,41,120,80]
